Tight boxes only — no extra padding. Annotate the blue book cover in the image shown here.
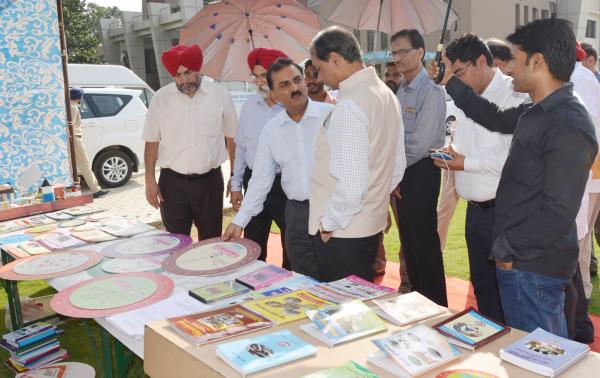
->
[217,329,316,375]
[500,327,589,373]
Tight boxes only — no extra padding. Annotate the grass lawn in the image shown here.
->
[0,200,598,376]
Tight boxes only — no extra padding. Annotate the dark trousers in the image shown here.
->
[243,168,289,269]
[315,232,381,282]
[158,167,223,240]
[396,158,448,306]
[284,200,319,280]
[465,203,504,323]
[564,264,595,343]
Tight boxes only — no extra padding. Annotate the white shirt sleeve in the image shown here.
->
[232,128,277,228]
[320,100,369,232]
[231,106,249,192]
[221,88,238,138]
[142,94,161,142]
[389,101,406,192]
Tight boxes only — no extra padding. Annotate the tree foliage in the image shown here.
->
[63,0,120,64]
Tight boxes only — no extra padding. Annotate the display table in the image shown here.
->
[144,304,600,378]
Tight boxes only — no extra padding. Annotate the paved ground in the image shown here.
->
[81,162,233,227]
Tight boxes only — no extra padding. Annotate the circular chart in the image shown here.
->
[57,219,86,228]
[162,237,260,276]
[102,233,192,258]
[50,272,174,317]
[0,250,103,281]
[101,255,165,274]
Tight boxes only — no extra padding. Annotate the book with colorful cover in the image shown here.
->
[6,348,68,373]
[17,241,51,256]
[0,221,29,235]
[3,323,53,343]
[167,304,274,346]
[372,292,446,326]
[432,307,510,350]
[216,329,316,375]
[235,265,293,290]
[99,218,154,237]
[305,284,357,304]
[370,325,463,377]
[22,216,56,227]
[242,290,335,324]
[301,300,387,347]
[301,360,379,378]
[70,229,118,243]
[499,327,590,377]
[306,275,395,303]
[188,280,251,304]
[44,211,74,221]
[36,233,87,251]
[0,330,64,355]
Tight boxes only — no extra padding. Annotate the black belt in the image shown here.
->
[468,199,495,209]
[245,167,282,178]
[161,167,220,180]
[289,199,309,205]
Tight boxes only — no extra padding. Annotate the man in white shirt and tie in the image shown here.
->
[431,34,527,322]
[223,58,334,279]
[230,48,289,267]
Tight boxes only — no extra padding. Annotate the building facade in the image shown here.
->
[98,0,599,90]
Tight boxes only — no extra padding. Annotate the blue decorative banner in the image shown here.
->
[0,0,73,191]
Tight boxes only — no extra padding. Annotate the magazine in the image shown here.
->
[306,275,395,303]
[372,292,446,326]
[432,307,510,350]
[70,229,118,243]
[167,304,274,346]
[242,290,335,324]
[36,233,87,251]
[235,265,292,290]
[216,329,316,375]
[188,280,251,304]
[499,327,590,377]
[99,218,154,237]
[370,324,463,377]
[16,241,51,256]
[301,300,387,347]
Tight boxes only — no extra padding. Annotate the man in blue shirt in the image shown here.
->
[392,29,448,306]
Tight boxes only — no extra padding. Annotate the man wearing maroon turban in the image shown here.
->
[142,44,237,240]
[230,47,291,267]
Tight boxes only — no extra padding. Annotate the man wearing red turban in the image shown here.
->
[142,44,238,240]
[230,47,291,267]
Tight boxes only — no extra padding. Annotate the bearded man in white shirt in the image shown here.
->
[222,58,334,279]
[431,34,527,323]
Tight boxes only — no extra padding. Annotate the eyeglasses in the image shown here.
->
[174,69,196,79]
[250,72,268,81]
[389,48,414,58]
[453,62,473,78]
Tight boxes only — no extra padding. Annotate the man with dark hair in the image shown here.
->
[485,38,513,75]
[308,26,405,282]
[391,28,447,306]
[581,42,600,83]
[383,61,402,93]
[431,34,527,323]
[223,58,333,279]
[143,45,237,240]
[230,48,289,267]
[445,18,598,337]
[303,59,336,104]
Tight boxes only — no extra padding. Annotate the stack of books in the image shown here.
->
[500,327,590,377]
[1,323,67,373]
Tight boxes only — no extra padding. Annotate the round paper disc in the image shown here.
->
[50,272,174,317]
[162,237,260,276]
[57,219,86,228]
[102,233,192,258]
[0,250,103,281]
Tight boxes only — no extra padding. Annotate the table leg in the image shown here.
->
[100,327,115,378]
[1,249,22,330]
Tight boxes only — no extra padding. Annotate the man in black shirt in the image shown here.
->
[445,19,598,337]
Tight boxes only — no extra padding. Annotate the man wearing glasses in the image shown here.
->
[430,34,527,323]
[391,29,447,306]
[230,48,290,267]
[143,44,237,240]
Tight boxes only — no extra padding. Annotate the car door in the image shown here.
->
[80,95,102,157]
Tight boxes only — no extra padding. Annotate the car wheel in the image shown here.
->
[94,150,133,188]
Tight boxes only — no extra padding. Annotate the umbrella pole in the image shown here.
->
[374,0,383,51]
[434,0,454,83]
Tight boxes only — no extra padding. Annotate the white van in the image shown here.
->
[68,64,155,107]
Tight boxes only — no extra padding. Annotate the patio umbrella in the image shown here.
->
[180,0,322,82]
[307,0,458,37]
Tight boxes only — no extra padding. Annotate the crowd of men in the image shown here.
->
[143,18,599,345]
